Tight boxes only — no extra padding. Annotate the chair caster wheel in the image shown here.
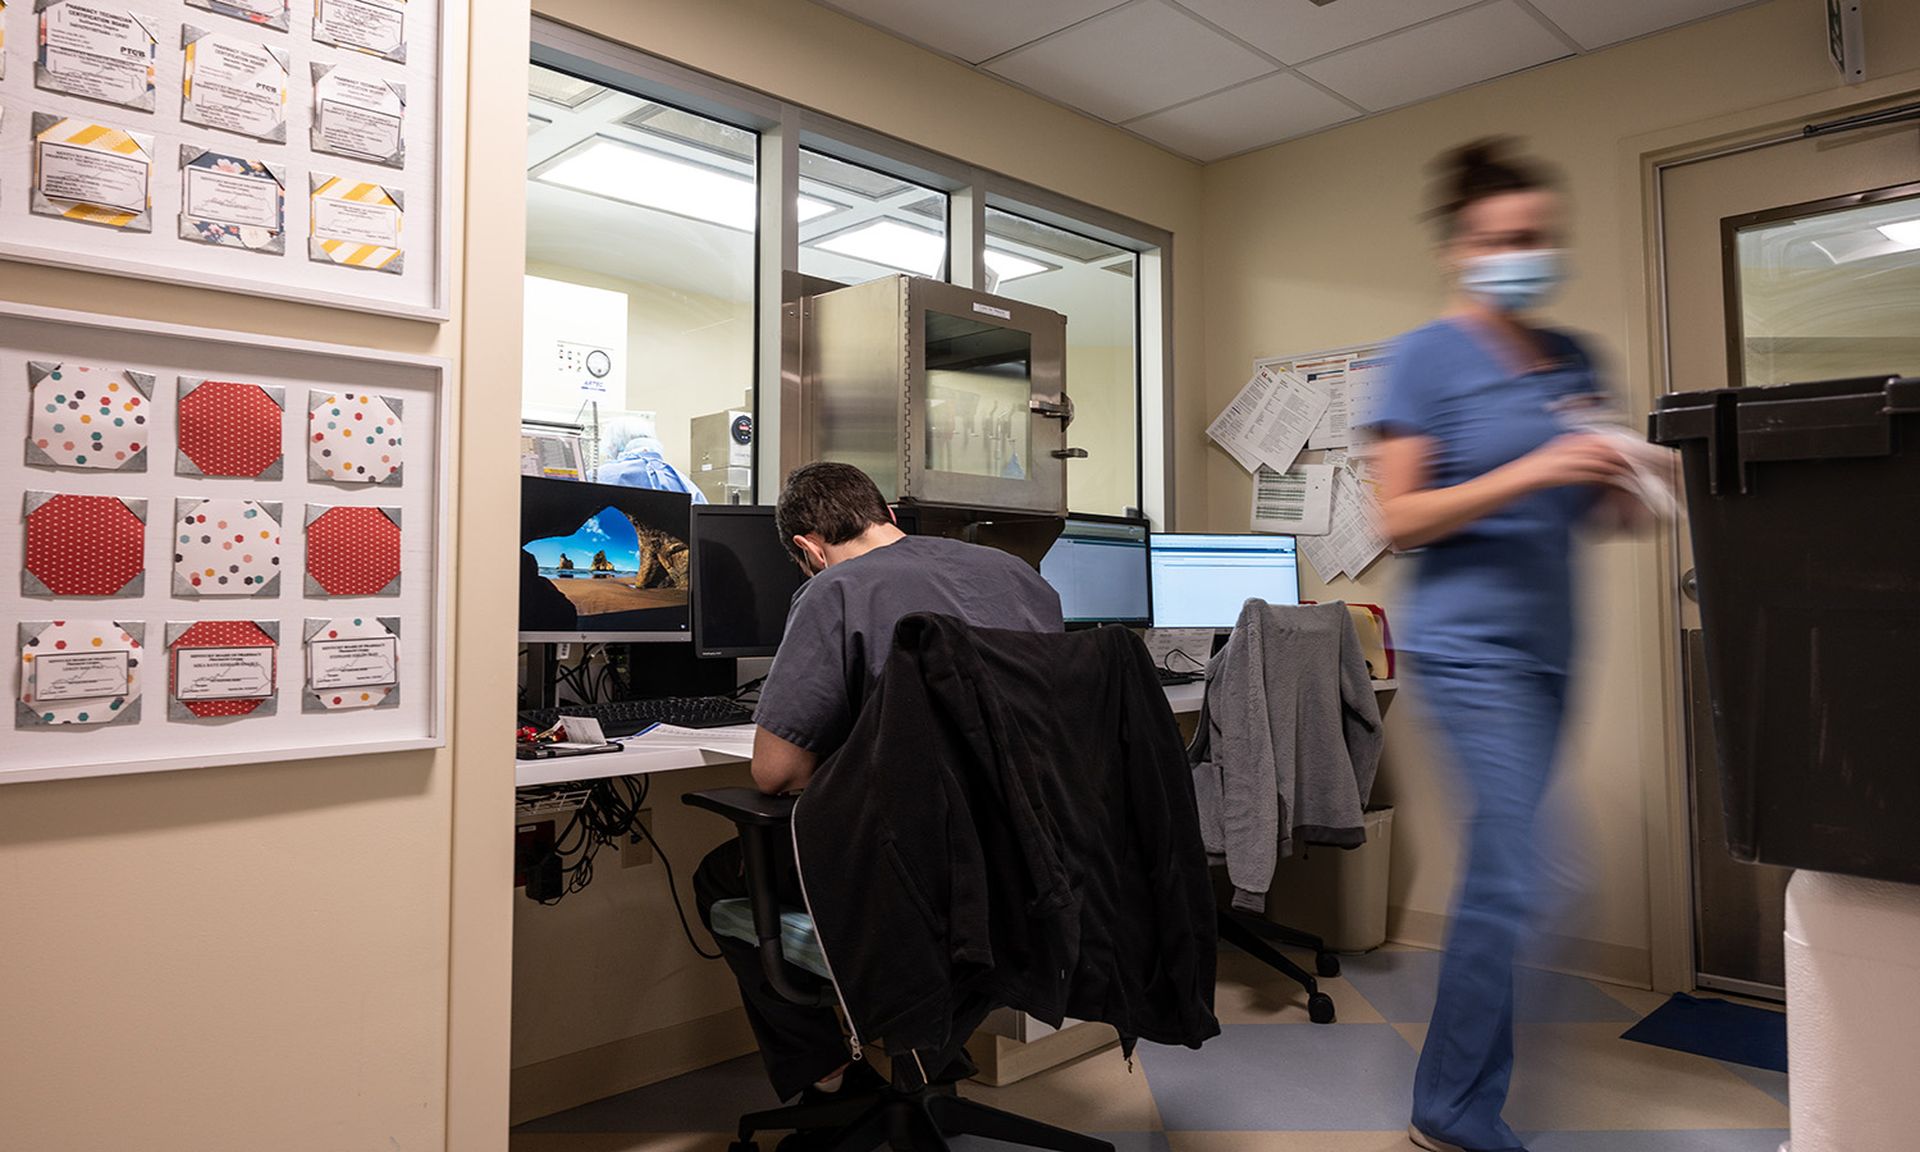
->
[1307,992,1336,1024]
[1316,952,1341,978]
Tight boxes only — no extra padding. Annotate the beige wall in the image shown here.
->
[1198,0,1920,983]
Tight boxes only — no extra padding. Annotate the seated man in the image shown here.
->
[694,461,1063,1115]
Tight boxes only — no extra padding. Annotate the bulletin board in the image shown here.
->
[0,0,447,320]
[0,299,448,784]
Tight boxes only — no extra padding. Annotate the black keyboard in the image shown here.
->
[519,696,756,738]
[1155,668,1202,686]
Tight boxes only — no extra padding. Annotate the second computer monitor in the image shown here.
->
[689,505,806,659]
[1150,533,1300,629]
[1039,513,1152,629]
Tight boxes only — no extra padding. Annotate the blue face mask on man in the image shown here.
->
[1459,248,1566,313]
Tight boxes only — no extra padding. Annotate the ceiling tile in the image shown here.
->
[985,0,1277,123]
[1127,73,1358,161]
[1298,0,1571,113]
[816,0,1129,65]
[1524,0,1757,51]
[1174,0,1483,65]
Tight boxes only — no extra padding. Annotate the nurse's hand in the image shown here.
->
[1516,434,1630,491]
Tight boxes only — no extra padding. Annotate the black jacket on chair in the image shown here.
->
[790,614,1219,1071]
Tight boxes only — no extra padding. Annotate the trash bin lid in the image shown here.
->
[1648,375,1918,492]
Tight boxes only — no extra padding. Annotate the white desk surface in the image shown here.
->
[513,680,1398,789]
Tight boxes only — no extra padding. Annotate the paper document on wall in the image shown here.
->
[1344,353,1391,434]
[1298,534,1344,584]
[1292,355,1352,451]
[1329,468,1389,579]
[1251,463,1333,536]
[1143,628,1215,676]
[1207,366,1329,475]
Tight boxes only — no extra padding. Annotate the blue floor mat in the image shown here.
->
[1620,993,1787,1073]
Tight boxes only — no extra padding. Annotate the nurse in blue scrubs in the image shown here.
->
[1362,140,1632,1152]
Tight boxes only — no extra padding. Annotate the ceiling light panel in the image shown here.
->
[528,64,605,109]
[538,138,758,230]
[985,249,1051,283]
[1878,220,1920,249]
[814,220,947,276]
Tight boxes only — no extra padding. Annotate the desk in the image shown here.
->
[514,680,1399,788]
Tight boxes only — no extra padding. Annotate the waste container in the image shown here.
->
[1649,375,1920,885]
[1260,806,1395,952]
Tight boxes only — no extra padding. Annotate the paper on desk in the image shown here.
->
[1143,628,1215,675]
[1208,367,1330,475]
[1251,463,1333,536]
[625,723,757,759]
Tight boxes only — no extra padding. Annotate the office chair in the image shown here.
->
[1215,907,1340,1024]
[684,786,1114,1152]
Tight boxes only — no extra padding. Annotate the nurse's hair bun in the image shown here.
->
[1428,136,1556,236]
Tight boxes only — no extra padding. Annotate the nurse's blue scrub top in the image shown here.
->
[1362,317,1604,674]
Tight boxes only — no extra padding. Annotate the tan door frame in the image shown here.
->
[1616,75,1920,993]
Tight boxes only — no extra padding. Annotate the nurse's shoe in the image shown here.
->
[1407,1124,1528,1152]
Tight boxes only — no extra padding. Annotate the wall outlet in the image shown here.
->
[621,809,654,868]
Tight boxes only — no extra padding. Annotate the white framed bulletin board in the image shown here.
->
[0,299,448,785]
[0,0,448,320]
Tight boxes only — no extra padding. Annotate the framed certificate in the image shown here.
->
[30,113,154,232]
[182,26,290,142]
[311,63,404,168]
[34,0,158,111]
[313,0,405,63]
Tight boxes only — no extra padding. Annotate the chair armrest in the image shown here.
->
[681,786,831,1009]
[683,786,797,827]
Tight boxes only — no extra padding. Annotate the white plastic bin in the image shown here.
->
[1259,806,1395,953]
[1782,870,1920,1152]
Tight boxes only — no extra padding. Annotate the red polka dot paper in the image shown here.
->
[25,362,154,472]
[308,390,404,484]
[304,504,402,596]
[167,620,278,719]
[17,620,143,727]
[176,378,286,479]
[23,491,147,598]
[174,499,283,597]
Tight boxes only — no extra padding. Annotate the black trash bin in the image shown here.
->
[1651,374,1920,885]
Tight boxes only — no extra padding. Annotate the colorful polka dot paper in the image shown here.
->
[176,378,286,479]
[303,616,400,711]
[166,619,278,720]
[22,491,148,598]
[304,504,402,596]
[25,362,155,472]
[16,620,144,728]
[308,389,404,485]
[173,499,283,597]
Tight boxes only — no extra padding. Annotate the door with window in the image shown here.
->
[1659,108,1920,994]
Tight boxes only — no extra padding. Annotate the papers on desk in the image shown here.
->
[1208,366,1329,476]
[622,723,757,760]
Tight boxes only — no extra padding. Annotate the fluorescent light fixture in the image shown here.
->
[814,220,946,276]
[537,136,833,231]
[1878,218,1920,249]
[985,248,1048,284]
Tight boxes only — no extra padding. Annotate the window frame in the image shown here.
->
[531,18,1173,524]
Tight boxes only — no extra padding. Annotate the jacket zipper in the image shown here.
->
[788,788,864,1063]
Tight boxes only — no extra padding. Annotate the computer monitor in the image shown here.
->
[1149,533,1300,629]
[519,476,692,643]
[1039,513,1152,629]
[690,505,806,659]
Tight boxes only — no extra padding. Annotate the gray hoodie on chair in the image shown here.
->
[1188,600,1384,913]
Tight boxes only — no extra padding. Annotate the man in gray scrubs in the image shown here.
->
[693,461,1062,1115]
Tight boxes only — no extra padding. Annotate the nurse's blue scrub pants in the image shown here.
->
[1408,657,1570,1152]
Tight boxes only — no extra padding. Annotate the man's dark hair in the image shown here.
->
[775,462,892,561]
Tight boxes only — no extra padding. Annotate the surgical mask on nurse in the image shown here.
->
[1457,247,1567,313]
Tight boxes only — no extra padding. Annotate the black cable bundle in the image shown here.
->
[526,773,722,960]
